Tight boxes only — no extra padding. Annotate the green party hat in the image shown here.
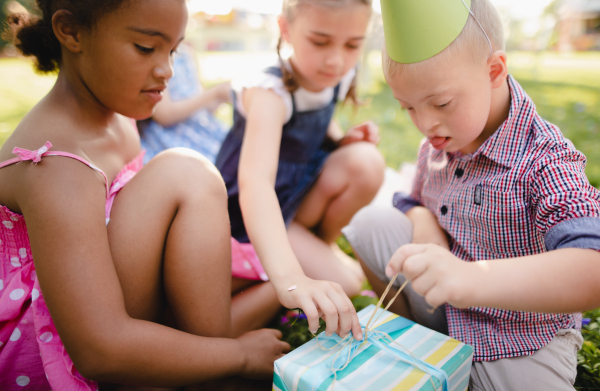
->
[381,0,471,64]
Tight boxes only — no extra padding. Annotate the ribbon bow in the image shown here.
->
[12,141,53,164]
[311,275,449,391]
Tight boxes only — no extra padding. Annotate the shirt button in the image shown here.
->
[441,205,448,215]
[455,168,464,178]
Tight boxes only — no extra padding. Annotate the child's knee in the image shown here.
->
[150,148,227,200]
[343,142,386,189]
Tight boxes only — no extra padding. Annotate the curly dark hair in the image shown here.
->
[6,0,132,73]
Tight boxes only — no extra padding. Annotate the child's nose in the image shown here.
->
[416,114,440,136]
[154,56,175,81]
[325,50,344,69]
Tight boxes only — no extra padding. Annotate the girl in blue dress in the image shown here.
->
[140,43,230,164]
[216,0,385,339]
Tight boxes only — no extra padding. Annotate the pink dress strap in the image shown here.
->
[0,141,110,199]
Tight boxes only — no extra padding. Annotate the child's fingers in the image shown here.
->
[423,286,447,309]
[401,252,430,282]
[337,281,364,341]
[386,243,429,276]
[352,121,379,144]
[350,308,364,341]
[327,284,357,339]
[408,258,436,296]
[313,292,339,337]
[298,296,321,334]
[271,329,284,339]
[341,129,365,145]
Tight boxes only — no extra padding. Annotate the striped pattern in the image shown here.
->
[273,305,473,391]
[409,75,595,360]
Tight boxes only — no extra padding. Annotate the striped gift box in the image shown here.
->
[273,304,473,391]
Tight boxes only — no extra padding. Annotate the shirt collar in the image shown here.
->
[453,75,536,168]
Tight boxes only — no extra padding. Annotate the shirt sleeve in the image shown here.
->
[545,217,600,251]
[231,71,293,124]
[393,140,428,213]
[528,140,600,250]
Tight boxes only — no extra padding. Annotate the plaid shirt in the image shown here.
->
[399,76,600,361]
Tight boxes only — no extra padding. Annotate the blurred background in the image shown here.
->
[1,0,599,182]
[0,0,599,388]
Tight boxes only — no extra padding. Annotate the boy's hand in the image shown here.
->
[405,206,449,250]
[339,121,380,146]
[238,329,290,379]
[385,244,476,309]
[275,274,363,341]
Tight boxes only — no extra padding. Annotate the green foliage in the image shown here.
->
[576,309,600,389]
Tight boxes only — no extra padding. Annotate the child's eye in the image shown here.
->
[311,41,328,47]
[135,44,154,54]
[346,44,359,50]
[436,100,451,109]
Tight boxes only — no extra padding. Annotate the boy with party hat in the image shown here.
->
[342,0,600,389]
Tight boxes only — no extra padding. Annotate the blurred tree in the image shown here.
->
[0,0,36,53]
[543,0,562,50]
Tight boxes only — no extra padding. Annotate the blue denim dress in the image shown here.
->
[216,67,341,243]
[140,50,227,164]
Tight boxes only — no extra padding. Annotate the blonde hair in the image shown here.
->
[383,0,504,79]
[277,0,373,107]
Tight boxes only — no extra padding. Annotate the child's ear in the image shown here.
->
[487,50,508,89]
[52,10,82,53]
[278,15,291,44]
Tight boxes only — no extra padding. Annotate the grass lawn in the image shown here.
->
[1,51,600,388]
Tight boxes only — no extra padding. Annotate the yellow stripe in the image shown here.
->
[424,339,461,366]
[373,312,399,328]
[391,368,427,390]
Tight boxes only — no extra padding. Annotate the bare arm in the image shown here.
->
[466,248,600,313]
[387,244,600,314]
[19,158,279,386]
[405,206,449,249]
[326,120,345,142]
[152,81,230,128]
[238,87,362,340]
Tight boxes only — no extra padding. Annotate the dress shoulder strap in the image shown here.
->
[0,141,109,198]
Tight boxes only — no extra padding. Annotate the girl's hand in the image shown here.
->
[238,329,290,379]
[339,121,380,146]
[276,274,363,341]
[385,244,477,309]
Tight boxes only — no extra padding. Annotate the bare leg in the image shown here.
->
[230,278,281,338]
[295,142,385,243]
[290,142,385,296]
[101,150,232,390]
[107,149,232,337]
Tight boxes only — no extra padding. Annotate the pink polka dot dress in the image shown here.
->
[0,142,144,390]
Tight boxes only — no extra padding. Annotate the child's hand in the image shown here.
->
[339,121,380,146]
[238,329,290,379]
[385,244,476,309]
[276,274,363,341]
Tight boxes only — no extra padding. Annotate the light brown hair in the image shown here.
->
[277,0,373,107]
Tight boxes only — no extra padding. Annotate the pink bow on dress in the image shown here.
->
[12,142,53,164]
